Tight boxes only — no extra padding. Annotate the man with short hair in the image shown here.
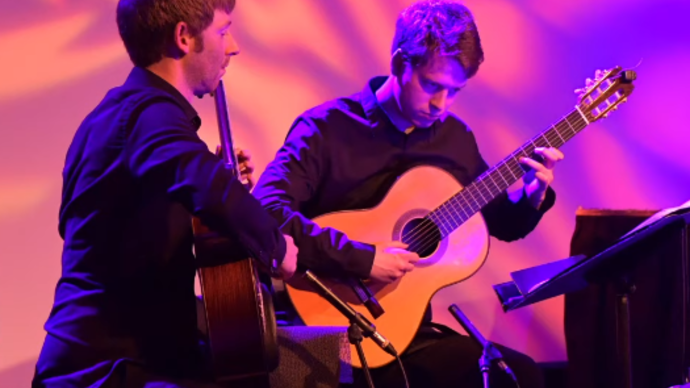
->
[32,1,294,387]
[254,1,562,387]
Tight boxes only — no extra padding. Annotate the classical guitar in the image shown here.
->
[193,80,278,384]
[286,67,637,368]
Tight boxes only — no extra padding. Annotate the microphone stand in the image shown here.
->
[449,303,519,388]
[479,345,492,388]
[348,321,375,388]
[302,270,399,388]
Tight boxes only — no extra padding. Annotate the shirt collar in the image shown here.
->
[124,67,202,130]
[361,75,437,134]
[361,76,394,133]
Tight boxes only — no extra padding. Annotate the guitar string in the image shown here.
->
[405,114,584,255]
[404,113,585,255]
[403,109,585,249]
[405,127,571,255]
[400,113,587,256]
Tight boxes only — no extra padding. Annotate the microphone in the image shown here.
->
[449,303,518,383]
[303,270,397,356]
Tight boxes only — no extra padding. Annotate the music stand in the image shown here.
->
[492,211,690,388]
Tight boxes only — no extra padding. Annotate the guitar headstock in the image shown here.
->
[575,66,636,123]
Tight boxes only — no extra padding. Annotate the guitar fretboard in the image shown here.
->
[427,108,589,237]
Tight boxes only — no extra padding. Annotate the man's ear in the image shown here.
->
[173,21,193,54]
[391,48,407,78]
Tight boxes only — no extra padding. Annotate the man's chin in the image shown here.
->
[412,119,435,129]
[194,81,221,99]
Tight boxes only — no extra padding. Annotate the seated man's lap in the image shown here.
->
[348,326,544,388]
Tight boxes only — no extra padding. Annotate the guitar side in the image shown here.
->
[194,220,278,384]
[285,165,490,368]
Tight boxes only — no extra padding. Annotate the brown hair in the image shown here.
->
[117,0,236,68]
[392,0,484,78]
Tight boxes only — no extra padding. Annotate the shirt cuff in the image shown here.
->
[268,233,287,277]
[520,185,556,214]
[347,241,376,279]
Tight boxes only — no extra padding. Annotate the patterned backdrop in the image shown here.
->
[1,0,689,385]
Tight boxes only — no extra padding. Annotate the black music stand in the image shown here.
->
[492,210,690,388]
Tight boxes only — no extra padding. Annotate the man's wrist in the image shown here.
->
[524,185,547,209]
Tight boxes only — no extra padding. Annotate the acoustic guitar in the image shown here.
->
[286,67,637,368]
[193,80,278,385]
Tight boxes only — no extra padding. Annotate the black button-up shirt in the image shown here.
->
[254,76,555,279]
[34,67,286,387]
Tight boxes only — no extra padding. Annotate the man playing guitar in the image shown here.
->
[253,1,563,387]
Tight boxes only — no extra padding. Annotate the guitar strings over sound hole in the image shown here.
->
[401,218,441,258]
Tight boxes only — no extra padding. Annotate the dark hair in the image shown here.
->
[117,0,236,68]
[392,0,484,78]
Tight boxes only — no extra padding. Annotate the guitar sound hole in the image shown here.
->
[401,218,441,258]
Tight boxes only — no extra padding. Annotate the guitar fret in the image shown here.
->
[503,161,519,181]
[474,183,490,204]
[486,176,500,195]
[455,195,472,220]
[446,200,465,231]
[508,157,524,178]
[483,174,501,196]
[551,125,565,145]
[561,118,576,138]
[441,206,455,232]
[539,133,553,148]
[442,202,460,232]
[553,122,565,143]
[473,185,487,208]
[422,107,596,242]
[450,193,469,220]
[575,105,590,126]
[446,198,463,224]
[464,187,481,212]
[436,205,452,236]
[568,112,583,136]
[490,174,503,193]
[494,167,511,187]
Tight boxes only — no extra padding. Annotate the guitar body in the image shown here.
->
[194,80,278,385]
[285,166,490,369]
[195,222,278,384]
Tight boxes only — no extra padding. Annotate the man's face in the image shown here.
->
[397,53,468,128]
[184,10,239,97]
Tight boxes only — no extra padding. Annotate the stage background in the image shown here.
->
[1,0,689,385]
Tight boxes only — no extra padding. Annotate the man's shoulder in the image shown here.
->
[78,84,190,140]
[287,92,370,144]
[101,85,193,128]
[106,84,183,112]
[110,67,196,118]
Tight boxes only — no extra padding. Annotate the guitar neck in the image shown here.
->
[213,80,241,178]
[428,108,590,236]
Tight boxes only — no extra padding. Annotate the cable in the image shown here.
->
[395,353,410,388]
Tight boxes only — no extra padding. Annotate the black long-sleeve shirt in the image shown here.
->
[253,76,554,279]
[34,67,286,388]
